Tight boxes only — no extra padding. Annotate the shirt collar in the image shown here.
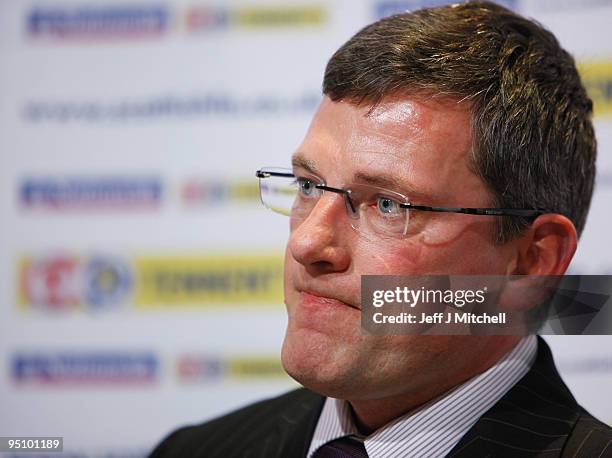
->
[307,334,538,458]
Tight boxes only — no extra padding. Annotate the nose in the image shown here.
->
[287,193,351,275]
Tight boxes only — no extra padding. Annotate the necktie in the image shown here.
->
[312,435,369,458]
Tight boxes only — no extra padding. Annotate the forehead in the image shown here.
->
[294,96,484,204]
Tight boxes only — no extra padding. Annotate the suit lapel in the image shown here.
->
[273,389,326,458]
[448,337,579,457]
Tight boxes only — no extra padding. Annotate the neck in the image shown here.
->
[348,336,521,434]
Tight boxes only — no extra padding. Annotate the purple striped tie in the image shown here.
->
[312,435,369,458]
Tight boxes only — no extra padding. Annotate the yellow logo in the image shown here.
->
[579,60,612,117]
[181,179,260,206]
[176,354,289,382]
[185,5,326,32]
[234,6,326,28]
[135,254,284,307]
[228,356,286,378]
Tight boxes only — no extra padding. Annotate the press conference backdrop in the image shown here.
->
[1,0,611,456]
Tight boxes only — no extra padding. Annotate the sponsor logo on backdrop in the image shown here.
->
[84,257,133,307]
[181,179,260,207]
[185,5,326,32]
[26,5,169,40]
[579,60,612,118]
[12,352,158,385]
[135,254,284,306]
[19,255,133,310]
[374,0,518,18]
[18,254,283,310]
[176,354,286,382]
[23,92,320,124]
[25,4,323,41]
[19,177,162,210]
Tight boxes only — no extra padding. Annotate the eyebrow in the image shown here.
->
[353,171,430,200]
[291,154,319,175]
[291,153,432,201]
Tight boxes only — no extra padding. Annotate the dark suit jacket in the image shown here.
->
[150,338,612,457]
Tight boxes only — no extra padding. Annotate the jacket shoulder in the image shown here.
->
[561,408,612,457]
[449,337,611,457]
[149,388,324,458]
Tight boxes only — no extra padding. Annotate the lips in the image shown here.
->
[299,290,360,310]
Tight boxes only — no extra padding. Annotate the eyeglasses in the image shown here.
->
[255,167,545,239]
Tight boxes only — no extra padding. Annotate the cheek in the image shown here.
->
[352,226,506,275]
[352,236,426,274]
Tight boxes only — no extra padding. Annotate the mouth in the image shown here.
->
[298,290,360,311]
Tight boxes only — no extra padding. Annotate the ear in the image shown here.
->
[512,213,578,276]
[498,214,577,315]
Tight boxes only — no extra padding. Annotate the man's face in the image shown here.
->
[282,95,519,401]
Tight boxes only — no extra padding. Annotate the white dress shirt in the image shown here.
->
[307,335,538,458]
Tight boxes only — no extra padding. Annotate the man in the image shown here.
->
[151,2,611,457]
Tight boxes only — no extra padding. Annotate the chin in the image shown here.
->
[280,328,360,398]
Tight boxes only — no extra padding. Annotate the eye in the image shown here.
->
[297,178,317,197]
[377,196,402,215]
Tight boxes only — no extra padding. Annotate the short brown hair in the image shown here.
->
[323,1,596,242]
